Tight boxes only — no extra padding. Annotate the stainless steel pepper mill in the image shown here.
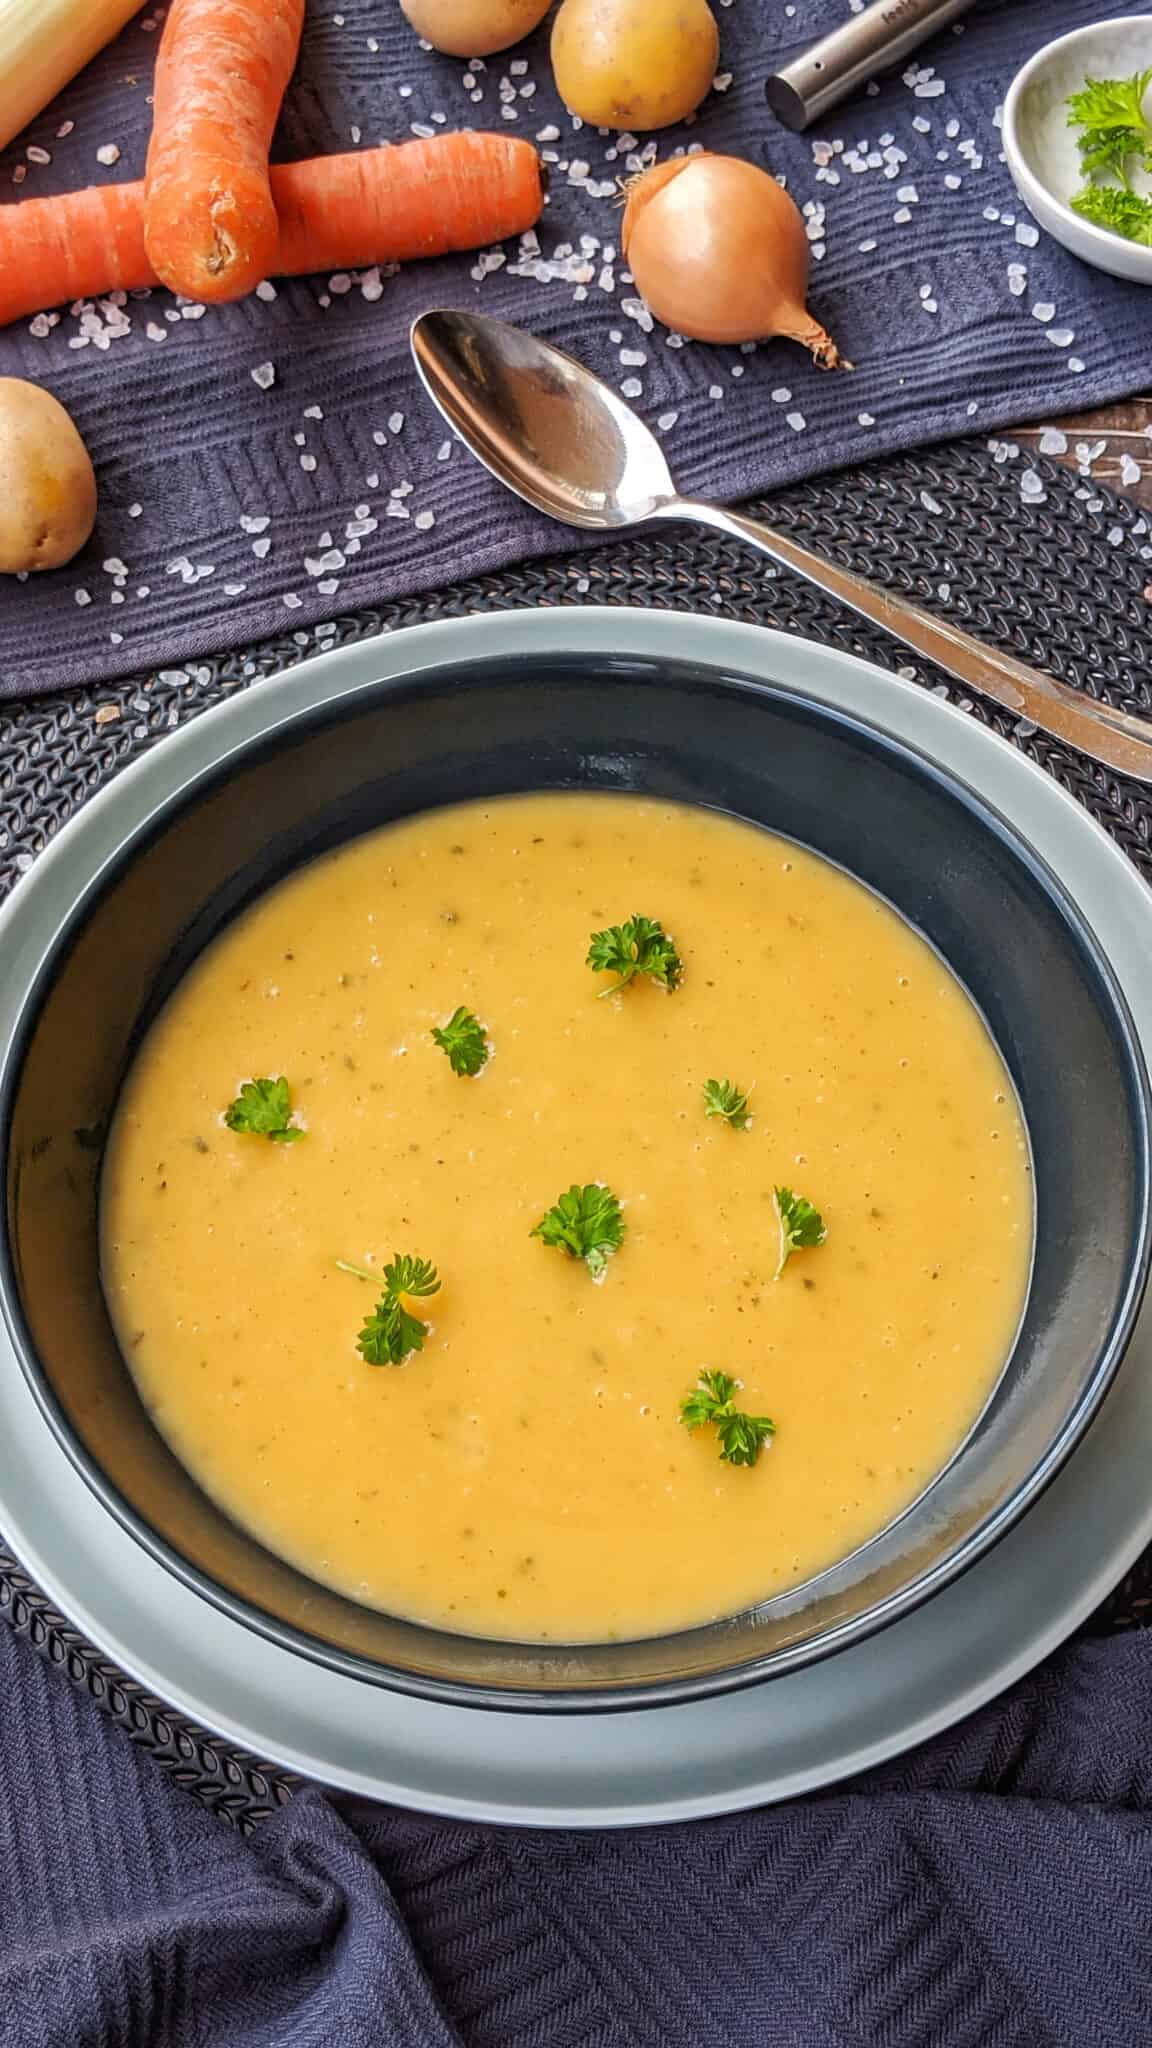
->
[764,0,978,132]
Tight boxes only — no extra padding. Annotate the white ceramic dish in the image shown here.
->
[1003,16,1152,285]
[1,608,1151,1825]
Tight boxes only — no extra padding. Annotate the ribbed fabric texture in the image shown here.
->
[2,1615,1152,2045]
[0,0,1150,695]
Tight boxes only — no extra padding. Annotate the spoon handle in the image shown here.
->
[663,497,1152,785]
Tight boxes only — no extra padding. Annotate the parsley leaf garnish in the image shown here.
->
[1071,182,1152,244]
[224,1076,303,1144]
[1066,70,1152,186]
[531,1182,625,1278]
[680,1368,775,1467]
[431,1006,489,1076]
[338,1253,441,1366]
[773,1185,826,1279]
[703,1077,752,1129]
[586,915,683,995]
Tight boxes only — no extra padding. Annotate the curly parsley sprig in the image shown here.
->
[773,1186,827,1280]
[680,1369,775,1467]
[587,915,683,995]
[338,1253,441,1365]
[431,1006,490,1076]
[531,1183,624,1279]
[1066,70,1152,246]
[224,1076,303,1144]
[703,1077,752,1130]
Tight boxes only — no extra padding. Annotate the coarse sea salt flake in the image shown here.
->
[1047,328,1074,347]
[786,411,806,432]
[251,362,276,389]
[1014,222,1039,247]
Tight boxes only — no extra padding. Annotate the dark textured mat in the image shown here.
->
[2,433,1150,1825]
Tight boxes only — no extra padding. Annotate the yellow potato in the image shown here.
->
[399,0,552,56]
[0,379,96,575]
[551,0,718,129]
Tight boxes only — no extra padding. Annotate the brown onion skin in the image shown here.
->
[621,154,846,365]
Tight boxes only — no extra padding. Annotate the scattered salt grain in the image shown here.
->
[771,387,792,403]
[858,412,875,427]
[786,411,806,432]
[1038,428,1067,455]
[255,280,277,302]
[250,362,276,389]
[1014,222,1039,247]
[1121,454,1143,486]
[1047,328,1074,348]
[920,490,943,514]
[128,503,142,518]
[621,377,642,398]
[282,593,302,610]
[240,514,270,534]
[299,454,317,471]
[414,510,436,530]
[388,412,405,433]
[96,143,120,166]
[74,588,91,606]
[437,440,453,461]
[657,410,679,431]
[252,537,272,559]
[304,404,323,420]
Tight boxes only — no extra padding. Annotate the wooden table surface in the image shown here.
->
[1020,399,1152,516]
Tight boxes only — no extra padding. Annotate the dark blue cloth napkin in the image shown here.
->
[0,0,1149,695]
[2,1611,1152,2045]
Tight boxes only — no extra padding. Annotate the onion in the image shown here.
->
[621,154,847,367]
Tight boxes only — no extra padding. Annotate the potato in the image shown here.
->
[551,0,718,130]
[0,380,96,575]
[399,0,552,57]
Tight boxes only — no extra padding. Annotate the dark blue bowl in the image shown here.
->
[1,651,1148,1709]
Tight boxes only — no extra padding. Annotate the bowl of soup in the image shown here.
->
[0,614,1147,1710]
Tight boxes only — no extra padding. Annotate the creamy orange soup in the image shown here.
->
[101,793,1032,1643]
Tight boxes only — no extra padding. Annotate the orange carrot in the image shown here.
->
[0,136,545,328]
[272,134,545,270]
[145,0,306,304]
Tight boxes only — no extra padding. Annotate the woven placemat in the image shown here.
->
[2,434,1150,1830]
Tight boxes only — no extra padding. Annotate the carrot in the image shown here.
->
[145,0,306,304]
[272,134,546,270]
[0,136,545,328]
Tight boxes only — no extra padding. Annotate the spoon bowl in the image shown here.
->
[410,307,1152,786]
[411,308,675,528]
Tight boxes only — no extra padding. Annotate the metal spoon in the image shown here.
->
[411,308,1152,785]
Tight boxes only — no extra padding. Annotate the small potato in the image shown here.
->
[0,379,96,575]
[399,0,552,56]
[551,0,718,130]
